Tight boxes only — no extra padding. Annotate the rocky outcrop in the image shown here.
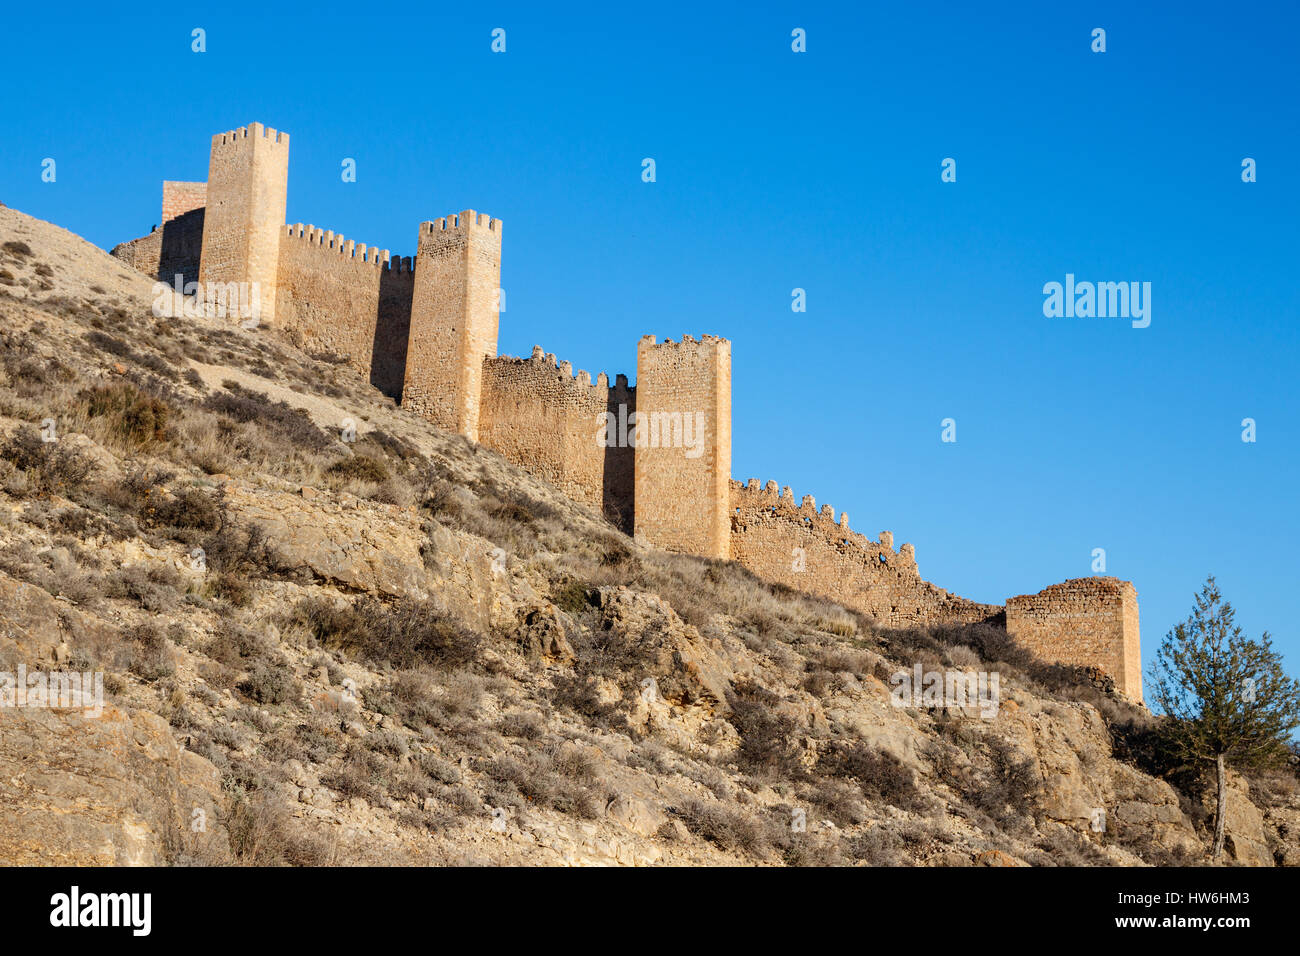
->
[0,705,229,865]
[1200,772,1274,867]
[0,570,229,865]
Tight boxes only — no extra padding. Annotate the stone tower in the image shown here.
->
[197,123,289,323]
[1006,578,1143,701]
[402,211,503,441]
[633,334,732,559]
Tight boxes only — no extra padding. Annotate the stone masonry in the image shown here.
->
[110,121,1144,698]
[634,335,731,559]
[1007,578,1142,700]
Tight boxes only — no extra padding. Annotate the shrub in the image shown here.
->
[728,683,802,777]
[85,330,136,360]
[287,596,479,670]
[125,623,175,681]
[551,580,593,615]
[240,660,301,705]
[225,791,334,865]
[78,382,170,449]
[153,487,222,533]
[1,426,96,496]
[819,740,925,811]
[499,710,546,740]
[675,799,765,855]
[201,518,279,578]
[202,381,333,453]
[326,454,389,484]
[207,624,269,667]
[106,564,180,612]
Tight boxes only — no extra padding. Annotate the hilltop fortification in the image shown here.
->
[111,121,1143,700]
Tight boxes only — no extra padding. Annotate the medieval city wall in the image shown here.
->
[110,180,206,288]
[479,347,636,529]
[1005,578,1142,700]
[107,119,1145,700]
[729,478,1002,629]
[275,223,414,399]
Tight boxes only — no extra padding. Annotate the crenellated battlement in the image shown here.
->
[422,210,503,235]
[199,121,289,323]
[729,477,918,571]
[211,121,289,150]
[494,344,636,397]
[281,223,414,271]
[480,346,636,528]
[638,332,729,351]
[729,476,995,628]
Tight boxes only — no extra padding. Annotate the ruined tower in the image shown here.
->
[633,334,732,559]
[402,212,502,441]
[198,122,289,322]
[1006,578,1143,701]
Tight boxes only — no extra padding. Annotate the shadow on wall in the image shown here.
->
[158,208,205,288]
[602,389,635,534]
[370,270,414,402]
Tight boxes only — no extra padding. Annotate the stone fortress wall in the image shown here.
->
[110,121,1144,701]
[729,479,1003,629]
[480,347,636,528]
[275,223,415,400]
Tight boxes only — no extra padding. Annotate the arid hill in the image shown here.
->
[0,204,1296,866]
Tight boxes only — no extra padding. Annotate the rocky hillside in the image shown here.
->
[0,203,1296,866]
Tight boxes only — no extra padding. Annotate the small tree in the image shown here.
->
[1149,575,1300,859]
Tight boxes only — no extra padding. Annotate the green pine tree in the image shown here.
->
[1149,575,1300,859]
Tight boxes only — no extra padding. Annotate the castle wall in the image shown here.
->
[634,335,732,559]
[479,347,635,529]
[109,120,1144,697]
[111,180,207,286]
[275,224,414,399]
[1005,578,1142,700]
[162,181,207,223]
[198,123,289,324]
[729,479,1002,629]
[403,212,501,440]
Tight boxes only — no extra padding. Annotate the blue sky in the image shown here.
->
[2,1,1297,692]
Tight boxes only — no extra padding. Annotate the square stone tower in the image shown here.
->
[634,334,732,559]
[1006,577,1142,701]
[403,211,502,441]
[198,122,289,323]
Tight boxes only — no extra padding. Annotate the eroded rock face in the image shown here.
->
[1199,773,1275,867]
[591,586,733,712]
[226,485,429,600]
[1003,696,1201,858]
[0,570,229,865]
[0,705,229,865]
[514,604,575,664]
[0,571,117,669]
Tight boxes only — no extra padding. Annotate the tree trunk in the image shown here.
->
[1212,752,1227,860]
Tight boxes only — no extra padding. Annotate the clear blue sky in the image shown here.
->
[3,1,1297,692]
